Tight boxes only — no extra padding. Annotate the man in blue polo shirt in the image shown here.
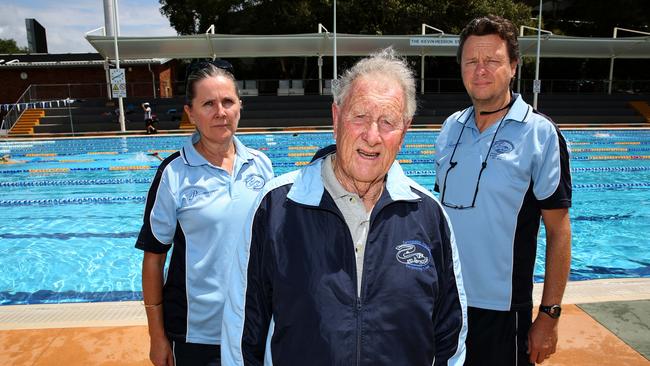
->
[435,15,572,366]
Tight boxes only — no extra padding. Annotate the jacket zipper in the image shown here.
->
[356,296,362,366]
[310,199,364,364]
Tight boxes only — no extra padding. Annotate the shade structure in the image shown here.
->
[86,32,650,60]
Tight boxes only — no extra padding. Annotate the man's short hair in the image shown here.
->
[457,15,520,64]
[332,47,416,121]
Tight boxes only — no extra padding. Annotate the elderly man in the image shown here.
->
[435,16,572,366]
[221,48,466,366]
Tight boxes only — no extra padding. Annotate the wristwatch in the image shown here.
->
[539,304,562,319]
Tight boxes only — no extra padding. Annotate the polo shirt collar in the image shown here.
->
[287,145,419,206]
[455,92,532,127]
[508,93,532,122]
[181,132,253,167]
[321,155,350,200]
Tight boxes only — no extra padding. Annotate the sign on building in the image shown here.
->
[409,38,459,47]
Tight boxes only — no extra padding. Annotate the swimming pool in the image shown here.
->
[1,129,649,305]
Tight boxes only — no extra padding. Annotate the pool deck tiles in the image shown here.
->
[544,304,648,365]
[0,278,649,365]
[577,300,650,360]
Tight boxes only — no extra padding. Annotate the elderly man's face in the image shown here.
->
[332,75,409,189]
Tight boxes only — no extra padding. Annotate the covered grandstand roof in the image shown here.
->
[0,53,171,68]
[85,33,650,60]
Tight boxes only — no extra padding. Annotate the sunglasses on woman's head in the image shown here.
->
[187,59,235,78]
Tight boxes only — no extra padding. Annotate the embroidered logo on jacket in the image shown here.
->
[244,174,266,191]
[395,241,432,270]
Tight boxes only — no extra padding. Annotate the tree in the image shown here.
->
[0,39,28,54]
[331,0,533,35]
[515,0,650,83]
[159,0,253,35]
[159,0,535,82]
[160,0,534,35]
[521,0,650,37]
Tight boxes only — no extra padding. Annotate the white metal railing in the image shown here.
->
[420,23,445,94]
[1,86,34,134]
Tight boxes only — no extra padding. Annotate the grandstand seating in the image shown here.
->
[629,101,650,123]
[9,109,45,135]
[16,93,650,135]
[523,94,649,124]
[241,80,259,96]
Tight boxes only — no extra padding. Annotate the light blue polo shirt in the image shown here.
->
[136,132,274,344]
[435,94,571,311]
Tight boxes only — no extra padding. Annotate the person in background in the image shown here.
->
[142,102,157,134]
[221,48,466,366]
[0,154,24,164]
[435,15,572,366]
[136,61,274,366]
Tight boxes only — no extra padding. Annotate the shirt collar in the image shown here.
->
[321,154,352,200]
[181,132,253,167]
[455,92,532,127]
[287,145,420,206]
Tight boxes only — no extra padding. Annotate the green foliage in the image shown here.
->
[521,0,650,37]
[159,0,534,35]
[0,38,28,54]
[158,0,536,80]
[334,0,534,35]
[159,0,238,35]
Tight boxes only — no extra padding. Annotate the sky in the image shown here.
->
[0,0,177,54]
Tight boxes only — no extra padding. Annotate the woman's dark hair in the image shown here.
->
[457,15,519,64]
[185,63,239,106]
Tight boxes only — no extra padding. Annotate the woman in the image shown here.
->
[135,62,274,366]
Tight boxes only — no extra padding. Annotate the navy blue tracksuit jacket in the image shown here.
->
[222,147,467,365]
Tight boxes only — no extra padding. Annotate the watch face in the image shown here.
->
[541,305,561,318]
[550,306,560,317]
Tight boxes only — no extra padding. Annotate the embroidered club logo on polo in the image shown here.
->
[490,140,514,159]
[185,188,211,203]
[187,189,200,201]
[395,240,432,270]
[244,174,266,191]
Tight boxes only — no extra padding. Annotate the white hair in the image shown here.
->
[331,47,417,120]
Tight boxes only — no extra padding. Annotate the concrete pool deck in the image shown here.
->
[0,278,648,365]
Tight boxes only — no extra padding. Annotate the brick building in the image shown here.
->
[0,53,176,104]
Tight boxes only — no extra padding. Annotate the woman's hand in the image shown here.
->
[142,252,171,365]
[149,333,174,366]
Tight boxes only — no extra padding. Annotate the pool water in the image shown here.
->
[1,130,649,305]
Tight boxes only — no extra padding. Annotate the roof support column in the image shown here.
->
[420,24,445,95]
[104,58,111,100]
[533,0,543,110]
[102,0,115,37]
[609,27,650,95]
[112,0,125,132]
[333,0,337,80]
[318,24,329,95]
